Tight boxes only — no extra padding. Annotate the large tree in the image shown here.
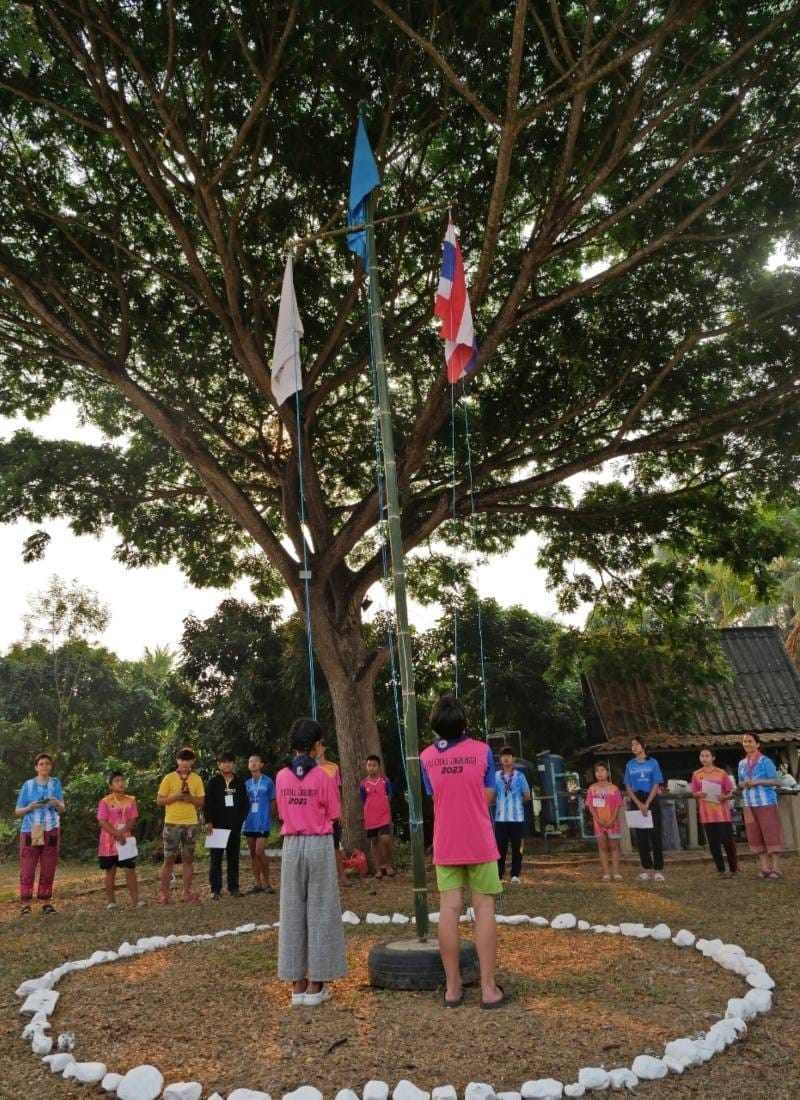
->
[1,1,799,835]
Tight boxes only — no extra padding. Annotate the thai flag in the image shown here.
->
[435,220,478,384]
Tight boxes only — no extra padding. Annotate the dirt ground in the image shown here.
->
[0,856,798,1098]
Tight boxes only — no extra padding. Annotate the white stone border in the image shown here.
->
[15,911,775,1099]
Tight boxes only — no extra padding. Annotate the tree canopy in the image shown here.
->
[1,0,799,832]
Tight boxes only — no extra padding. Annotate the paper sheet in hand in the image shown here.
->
[115,836,138,861]
[701,779,722,804]
[205,828,231,849]
[625,809,653,830]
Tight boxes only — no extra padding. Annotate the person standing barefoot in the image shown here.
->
[585,762,624,881]
[243,752,276,894]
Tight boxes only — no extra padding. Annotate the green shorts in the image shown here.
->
[435,860,503,895]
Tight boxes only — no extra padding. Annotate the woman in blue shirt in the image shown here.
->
[14,752,65,914]
[623,738,665,882]
[243,752,276,893]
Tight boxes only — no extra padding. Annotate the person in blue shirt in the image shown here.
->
[14,752,65,915]
[243,752,276,894]
[493,747,531,884]
[623,738,666,882]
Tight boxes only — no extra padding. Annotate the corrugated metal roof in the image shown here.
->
[584,626,800,745]
[578,730,800,757]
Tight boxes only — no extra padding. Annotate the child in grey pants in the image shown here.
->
[275,718,347,1006]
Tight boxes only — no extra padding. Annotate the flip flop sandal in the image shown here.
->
[20,904,32,915]
[766,871,782,880]
[41,904,56,915]
[443,992,463,1008]
[481,985,507,1010]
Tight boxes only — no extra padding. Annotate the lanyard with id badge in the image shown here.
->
[224,778,235,808]
[250,776,264,816]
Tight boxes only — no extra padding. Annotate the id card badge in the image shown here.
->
[251,801,259,815]
[224,793,234,808]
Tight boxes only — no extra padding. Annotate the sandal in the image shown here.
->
[766,871,782,880]
[41,904,56,915]
[20,904,32,915]
[156,893,171,905]
[481,984,507,1010]
[443,991,463,1008]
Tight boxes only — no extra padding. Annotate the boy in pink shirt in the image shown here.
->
[420,695,504,1009]
[275,718,346,1007]
[97,771,140,908]
[359,755,395,879]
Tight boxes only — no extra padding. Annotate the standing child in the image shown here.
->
[584,762,624,881]
[420,695,504,1009]
[97,771,141,908]
[204,751,249,900]
[493,746,531,885]
[14,752,65,916]
[156,747,205,904]
[360,755,395,878]
[276,718,346,1007]
[243,752,276,894]
[691,747,737,875]
[316,736,348,888]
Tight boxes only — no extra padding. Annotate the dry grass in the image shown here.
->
[0,857,798,1098]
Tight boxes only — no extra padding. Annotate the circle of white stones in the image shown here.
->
[17,910,776,1099]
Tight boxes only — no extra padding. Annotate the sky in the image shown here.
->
[0,401,573,659]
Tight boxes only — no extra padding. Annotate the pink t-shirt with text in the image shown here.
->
[584,782,623,836]
[420,736,499,866]
[97,795,138,857]
[360,776,393,830]
[276,763,341,836]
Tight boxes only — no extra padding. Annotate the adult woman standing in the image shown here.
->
[691,747,737,875]
[623,738,666,882]
[738,732,784,879]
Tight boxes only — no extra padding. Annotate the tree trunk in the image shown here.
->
[311,606,383,845]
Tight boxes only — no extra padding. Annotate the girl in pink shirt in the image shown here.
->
[275,718,346,1008]
[96,771,140,908]
[584,762,623,882]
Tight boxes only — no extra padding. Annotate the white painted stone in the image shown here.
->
[431,1088,457,1100]
[255,924,271,931]
[706,1022,738,1050]
[465,1084,496,1100]
[71,1061,108,1085]
[661,1056,687,1075]
[577,1067,610,1090]
[163,1083,203,1100]
[392,1080,430,1100]
[57,1032,75,1052]
[725,996,756,1022]
[551,913,577,930]
[363,1081,390,1100]
[391,913,411,925]
[630,1057,667,1081]
[20,989,59,1015]
[521,1080,564,1099]
[608,1068,638,1090]
[693,1041,716,1063]
[531,917,549,927]
[663,1039,702,1067]
[118,941,138,957]
[699,938,723,958]
[649,924,671,941]
[727,1017,747,1037]
[207,1095,224,1100]
[336,1090,362,1100]
[564,1087,586,1098]
[117,1063,165,1100]
[228,1092,272,1100]
[365,913,391,924]
[504,914,530,925]
[31,1031,52,1055]
[619,923,644,938]
[16,978,45,997]
[283,1089,323,1100]
[216,929,235,938]
[743,987,772,1014]
[497,1092,522,1100]
[746,970,775,990]
[42,1053,74,1073]
[22,1013,50,1039]
[738,956,765,976]
[605,925,620,935]
[577,920,591,932]
[102,1072,123,1092]
[590,925,607,934]
[236,923,257,934]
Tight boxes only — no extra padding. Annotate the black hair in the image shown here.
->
[366,754,381,765]
[248,750,264,761]
[216,751,236,763]
[631,737,648,754]
[594,760,611,777]
[107,770,125,784]
[743,731,762,746]
[698,745,716,758]
[290,717,324,754]
[499,746,514,757]
[430,694,467,740]
[34,752,53,765]
[176,748,196,762]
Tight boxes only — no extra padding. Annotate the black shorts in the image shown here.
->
[99,855,136,870]
[332,820,342,850]
[366,824,392,839]
[243,831,270,839]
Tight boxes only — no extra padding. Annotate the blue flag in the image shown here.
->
[347,116,380,261]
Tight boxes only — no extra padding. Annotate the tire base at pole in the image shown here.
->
[368,937,479,991]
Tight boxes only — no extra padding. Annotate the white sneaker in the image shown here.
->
[510,876,521,885]
[291,991,308,1007]
[638,871,651,881]
[601,874,611,881]
[653,872,665,882]
[106,902,117,910]
[304,987,332,1007]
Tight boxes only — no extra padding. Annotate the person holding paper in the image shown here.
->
[623,738,666,882]
[14,751,65,915]
[156,747,205,904]
[691,747,737,875]
[97,771,141,908]
[205,751,249,900]
[276,718,346,1007]
[584,761,624,881]
[738,732,784,879]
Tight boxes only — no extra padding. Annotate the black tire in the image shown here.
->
[368,939,479,991]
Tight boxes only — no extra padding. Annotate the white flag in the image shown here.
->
[271,254,303,406]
